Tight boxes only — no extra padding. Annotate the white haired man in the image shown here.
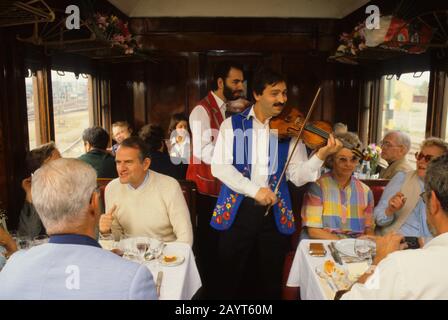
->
[0,158,157,300]
[342,152,448,299]
[379,130,413,179]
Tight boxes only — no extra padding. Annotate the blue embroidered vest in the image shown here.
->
[210,108,296,235]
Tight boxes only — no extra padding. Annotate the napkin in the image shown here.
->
[346,262,369,282]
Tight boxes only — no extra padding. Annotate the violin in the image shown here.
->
[270,105,363,158]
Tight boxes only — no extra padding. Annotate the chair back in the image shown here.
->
[360,178,390,206]
[178,180,198,234]
[96,178,113,213]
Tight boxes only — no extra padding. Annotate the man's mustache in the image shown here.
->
[273,102,285,107]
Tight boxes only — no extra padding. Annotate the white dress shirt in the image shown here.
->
[211,106,323,199]
[170,135,191,160]
[342,232,448,299]
[189,91,226,165]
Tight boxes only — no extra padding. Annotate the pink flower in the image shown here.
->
[112,34,125,43]
[94,13,139,55]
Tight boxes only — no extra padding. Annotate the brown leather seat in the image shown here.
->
[177,179,198,234]
[360,179,389,205]
[96,178,113,214]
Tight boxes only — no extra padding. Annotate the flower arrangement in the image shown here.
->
[335,22,367,57]
[93,13,141,54]
[363,143,382,174]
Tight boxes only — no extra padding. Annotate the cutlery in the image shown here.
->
[144,252,154,261]
[315,268,339,292]
[156,271,163,297]
[329,242,343,265]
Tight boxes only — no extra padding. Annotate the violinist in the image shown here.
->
[210,67,342,299]
[301,132,375,240]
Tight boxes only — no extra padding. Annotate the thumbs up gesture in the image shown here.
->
[99,205,117,234]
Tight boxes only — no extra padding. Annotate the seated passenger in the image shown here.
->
[374,137,448,237]
[342,153,448,300]
[168,113,191,163]
[79,126,118,179]
[110,121,133,155]
[378,130,413,179]
[18,142,61,238]
[139,123,186,180]
[302,132,374,239]
[100,137,193,246]
[0,158,156,299]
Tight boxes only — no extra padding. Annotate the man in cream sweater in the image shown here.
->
[99,137,193,246]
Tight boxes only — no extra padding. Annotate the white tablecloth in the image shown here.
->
[103,238,202,300]
[287,239,369,300]
[286,240,335,300]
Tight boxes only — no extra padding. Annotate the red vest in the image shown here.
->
[186,92,224,196]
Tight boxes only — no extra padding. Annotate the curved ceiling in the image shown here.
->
[108,0,370,19]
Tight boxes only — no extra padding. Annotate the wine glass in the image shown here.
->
[135,238,149,261]
[354,239,372,264]
[148,238,165,259]
[148,238,165,273]
[17,236,32,250]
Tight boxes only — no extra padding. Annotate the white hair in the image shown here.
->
[31,158,97,232]
[385,130,411,152]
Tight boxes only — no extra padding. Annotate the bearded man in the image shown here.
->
[187,61,245,298]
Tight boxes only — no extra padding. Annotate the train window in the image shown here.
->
[379,71,430,165]
[51,70,93,157]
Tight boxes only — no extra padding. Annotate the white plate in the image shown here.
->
[159,255,185,267]
[334,239,357,257]
[334,239,376,257]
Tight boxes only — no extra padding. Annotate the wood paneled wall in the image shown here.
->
[107,18,365,137]
[0,28,29,229]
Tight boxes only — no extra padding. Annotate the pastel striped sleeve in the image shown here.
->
[364,188,375,228]
[301,182,324,228]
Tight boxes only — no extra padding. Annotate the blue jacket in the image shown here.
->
[0,240,157,300]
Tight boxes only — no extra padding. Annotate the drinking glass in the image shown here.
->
[148,238,165,272]
[354,239,372,264]
[33,235,49,246]
[17,236,32,250]
[148,238,165,259]
[136,241,149,261]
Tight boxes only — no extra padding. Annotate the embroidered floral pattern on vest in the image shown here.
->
[212,193,238,225]
[269,175,295,231]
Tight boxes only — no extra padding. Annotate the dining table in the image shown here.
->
[100,237,202,300]
[286,239,370,300]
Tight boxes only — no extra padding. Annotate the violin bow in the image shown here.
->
[265,86,322,216]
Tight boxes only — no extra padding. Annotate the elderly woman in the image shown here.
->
[301,132,375,239]
[17,142,61,238]
[374,137,448,237]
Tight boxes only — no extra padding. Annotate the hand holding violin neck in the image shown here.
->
[316,134,343,160]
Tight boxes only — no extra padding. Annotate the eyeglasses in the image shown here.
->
[380,141,400,148]
[336,156,360,164]
[419,191,427,204]
[415,152,434,162]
